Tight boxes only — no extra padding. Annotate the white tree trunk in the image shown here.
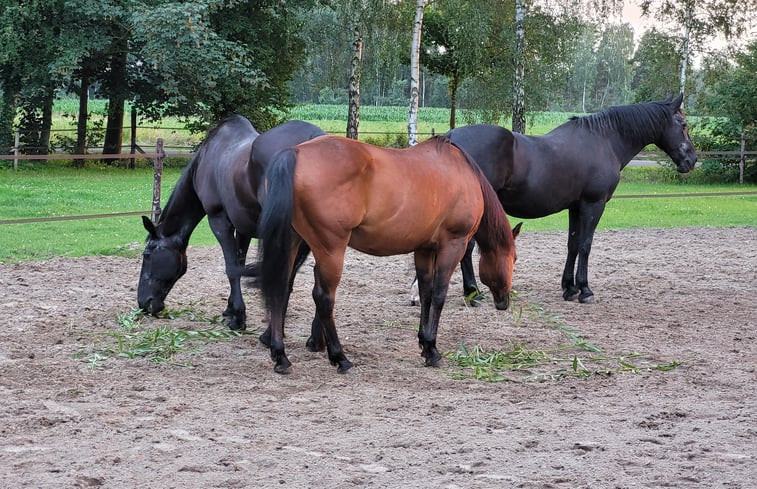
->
[347,26,363,140]
[512,0,526,133]
[408,0,427,146]
[679,0,693,96]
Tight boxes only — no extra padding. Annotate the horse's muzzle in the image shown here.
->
[495,297,510,310]
[138,297,165,316]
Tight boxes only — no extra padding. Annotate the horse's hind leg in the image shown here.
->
[574,200,605,304]
[311,250,352,373]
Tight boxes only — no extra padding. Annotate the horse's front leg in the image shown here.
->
[573,200,606,304]
[208,214,247,330]
[459,239,483,305]
[416,244,464,367]
[561,206,580,301]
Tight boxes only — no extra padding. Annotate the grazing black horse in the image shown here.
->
[137,117,324,329]
[449,94,697,303]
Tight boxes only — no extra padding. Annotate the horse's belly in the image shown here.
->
[348,227,424,256]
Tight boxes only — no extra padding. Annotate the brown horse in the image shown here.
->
[258,135,520,374]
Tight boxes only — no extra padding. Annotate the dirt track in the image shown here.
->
[1,227,755,488]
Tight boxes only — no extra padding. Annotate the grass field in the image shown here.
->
[1,100,754,262]
[42,99,577,151]
[1,165,755,262]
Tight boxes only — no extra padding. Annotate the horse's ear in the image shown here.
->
[663,92,674,102]
[512,222,522,239]
[142,215,158,238]
[671,93,684,110]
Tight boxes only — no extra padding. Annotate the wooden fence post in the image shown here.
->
[13,129,19,171]
[129,109,137,170]
[739,131,746,185]
[152,138,165,222]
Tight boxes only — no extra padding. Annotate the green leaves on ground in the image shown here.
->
[78,305,254,368]
[445,293,682,382]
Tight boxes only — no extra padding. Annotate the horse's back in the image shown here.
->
[291,136,484,256]
[193,115,260,232]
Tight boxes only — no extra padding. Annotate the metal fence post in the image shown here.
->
[152,138,165,222]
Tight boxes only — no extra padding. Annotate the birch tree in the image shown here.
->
[408,0,427,146]
[512,0,525,133]
[640,0,756,100]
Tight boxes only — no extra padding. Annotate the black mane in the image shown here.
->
[568,100,674,143]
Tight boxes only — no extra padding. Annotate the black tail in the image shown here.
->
[258,148,298,312]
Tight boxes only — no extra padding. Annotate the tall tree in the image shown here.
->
[641,0,756,100]
[512,0,525,133]
[591,23,634,107]
[630,29,681,102]
[408,0,427,146]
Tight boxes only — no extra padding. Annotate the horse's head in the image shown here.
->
[478,222,521,310]
[658,94,697,173]
[137,216,187,316]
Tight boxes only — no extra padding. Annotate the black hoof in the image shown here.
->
[336,359,353,374]
[259,331,271,347]
[563,288,579,301]
[274,363,292,375]
[228,319,247,331]
[306,335,326,352]
[579,293,595,304]
[424,354,442,368]
[422,348,442,367]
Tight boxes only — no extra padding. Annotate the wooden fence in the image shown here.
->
[1,139,171,223]
[1,138,755,228]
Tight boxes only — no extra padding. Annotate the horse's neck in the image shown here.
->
[160,171,206,247]
[606,129,656,169]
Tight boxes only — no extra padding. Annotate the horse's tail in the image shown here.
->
[447,139,514,252]
[258,148,298,311]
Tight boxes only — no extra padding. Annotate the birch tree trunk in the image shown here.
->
[512,0,526,134]
[346,26,363,140]
[679,1,693,96]
[408,0,427,147]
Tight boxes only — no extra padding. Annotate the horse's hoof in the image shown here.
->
[464,289,485,307]
[228,320,247,331]
[579,293,595,304]
[274,363,292,375]
[336,359,353,374]
[563,289,579,301]
[424,356,442,368]
[306,336,326,352]
[259,332,271,347]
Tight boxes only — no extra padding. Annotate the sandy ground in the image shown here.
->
[1,226,755,489]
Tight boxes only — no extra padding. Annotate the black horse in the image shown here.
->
[449,94,697,303]
[137,117,324,329]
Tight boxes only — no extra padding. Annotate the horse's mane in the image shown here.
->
[432,136,514,250]
[567,100,675,143]
[156,149,202,228]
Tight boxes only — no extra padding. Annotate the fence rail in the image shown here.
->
[2,139,755,227]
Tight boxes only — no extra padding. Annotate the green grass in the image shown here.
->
[2,101,755,262]
[0,166,218,262]
[287,104,576,139]
[1,164,754,262]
